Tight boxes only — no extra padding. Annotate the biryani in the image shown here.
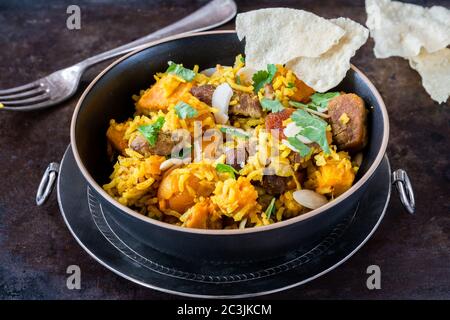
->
[102,55,368,229]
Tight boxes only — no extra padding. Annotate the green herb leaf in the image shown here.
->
[174,102,198,119]
[220,126,250,139]
[137,117,165,146]
[252,70,269,92]
[289,92,340,112]
[236,75,241,85]
[166,61,196,82]
[287,82,295,88]
[286,137,311,157]
[261,98,284,113]
[291,109,330,154]
[265,198,276,219]
[240,56,245,64]
[252,64,277,93]
[267,64,277,77]
[289,100,320,112]
[310,92,340,110]
[216,163,239,179]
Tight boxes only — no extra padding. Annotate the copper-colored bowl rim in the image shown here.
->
[70,30,390,235]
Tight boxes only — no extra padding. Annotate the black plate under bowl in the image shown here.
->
[58,145,391,298]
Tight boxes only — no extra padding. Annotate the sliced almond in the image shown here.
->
[293,189,328,209]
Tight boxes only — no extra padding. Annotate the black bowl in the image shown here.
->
[71,31,389,262]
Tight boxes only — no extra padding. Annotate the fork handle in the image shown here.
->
[78,0,236,69]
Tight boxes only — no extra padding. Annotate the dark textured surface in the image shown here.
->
[0,0,449,300]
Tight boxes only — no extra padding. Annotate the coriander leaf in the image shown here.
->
[287,82,295,88]
[261,98,284,113]
[252,64,277,93]
[236,75,241,85]
[174,102,198,119]
[287,137,311,157]
[240,56,245,64]
[310,92,340,109]
[265,197,276,219]
[220,126,250,139]
[252,70,269,92]
[216,163,239,179]
[290,109,330,154]
[267,64,277,79]
[301,127,331,154]
[289,100,318,111]
[137,117,165,146]
[166,61,196,82]
[291,109,328,129]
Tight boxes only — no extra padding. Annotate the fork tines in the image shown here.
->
[0,81,50,109]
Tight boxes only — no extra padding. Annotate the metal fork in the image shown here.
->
[0,0,237,111]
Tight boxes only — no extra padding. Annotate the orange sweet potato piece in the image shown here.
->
[106,124,128,155]
[136,75,193,113]
[291,79,315,103]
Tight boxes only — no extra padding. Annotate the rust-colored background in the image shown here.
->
[0,0,449,299]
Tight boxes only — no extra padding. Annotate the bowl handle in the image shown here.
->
[392,169,415,214]
[36,162,60,206]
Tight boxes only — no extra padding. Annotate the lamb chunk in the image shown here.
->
[190,85,215,105]
[130,131,174,156]
[230,93,263,118]
[261,175,290,195]
[328,93,368,152]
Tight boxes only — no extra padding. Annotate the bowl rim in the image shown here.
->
[70,30,390,235]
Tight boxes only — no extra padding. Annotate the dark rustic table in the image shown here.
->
[0,0,449,300]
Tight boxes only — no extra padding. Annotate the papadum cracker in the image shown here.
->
[409,48,450,104]
[286,18,369,92]
[236,8,345,70]
[366,0,450,58]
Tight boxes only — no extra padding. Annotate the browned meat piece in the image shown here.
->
[130,131,174,156]
[265,108,295,140]
[328,93,368,152]
[190,85,215,105]
[261,175,290,195]
[230,93,263,118]
[264,83,275,99]
[295,170,306,185]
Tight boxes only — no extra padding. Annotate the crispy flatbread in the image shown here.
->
[286,18,369,92]
[409,48,450,104]
[366,0,450,58]
[236,8,345,70]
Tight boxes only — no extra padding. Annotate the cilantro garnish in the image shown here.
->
[166,61,196,82]
[220,126,250,139]
[252,64,277,93]
[216,163,239,179]
[310,92,340,109]
[290,92,340,112]
[289,100,317,111]
[261,98,284,113]
[174,102,198,119]
[286,137,311,157]
[137,117,165,146]
[265,198,276,219]
[291,109,330,154]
